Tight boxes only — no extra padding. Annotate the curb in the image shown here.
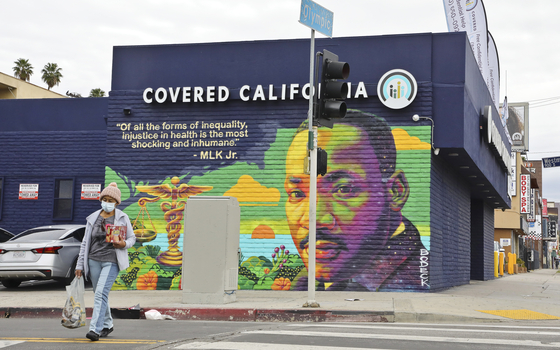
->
[1,307,392,323]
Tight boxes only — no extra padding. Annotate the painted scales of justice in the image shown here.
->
[133,176,213,266]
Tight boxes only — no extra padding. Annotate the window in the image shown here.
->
[0,177,3,220]
[53,178,74,220]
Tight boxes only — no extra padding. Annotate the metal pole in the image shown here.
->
[305,28,318,307]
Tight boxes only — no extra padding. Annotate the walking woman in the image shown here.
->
[75,182,136,341]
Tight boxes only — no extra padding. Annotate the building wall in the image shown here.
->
[471,199,496,280]
[105,87,434,291]
[429,154,472,291]
[0,98,107,233]
[1,33,509,293]
[0,72,66,99]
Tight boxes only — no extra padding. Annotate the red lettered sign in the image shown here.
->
[520,174,530,214]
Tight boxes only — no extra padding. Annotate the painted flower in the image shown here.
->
[271,277,291,291]
[280,245,285,250]
[274,247,280,253]
[285,250,289,254]
[264,268,270,274]
[136,271,158,290]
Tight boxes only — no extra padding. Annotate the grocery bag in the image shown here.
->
[61,276,86,328]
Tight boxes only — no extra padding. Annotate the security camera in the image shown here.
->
[412,114,420,122]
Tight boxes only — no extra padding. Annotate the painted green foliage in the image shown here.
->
[238,245,305,290]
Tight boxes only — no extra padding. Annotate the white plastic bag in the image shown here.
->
[61,276,86,328]
[144,309,176,320]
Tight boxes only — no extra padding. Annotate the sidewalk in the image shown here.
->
[2,269,560,323]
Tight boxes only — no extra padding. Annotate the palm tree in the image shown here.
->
[41,63,63,90]
[13,58,34,82]
[89,88,105,97]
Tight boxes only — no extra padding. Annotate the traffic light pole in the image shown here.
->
[305,28,319,308]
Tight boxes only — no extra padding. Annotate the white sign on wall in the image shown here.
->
[81,184,101,200]
[510,152,516,196]
[19,184,39,200]
[528,189,536,222]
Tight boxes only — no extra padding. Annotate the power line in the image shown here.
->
[531,100,560,108]
[524,95,560,103]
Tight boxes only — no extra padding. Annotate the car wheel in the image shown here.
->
[1,280,22,289]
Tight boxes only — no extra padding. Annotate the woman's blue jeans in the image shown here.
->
[88,259,119,334]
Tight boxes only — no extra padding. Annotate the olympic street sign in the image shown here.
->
[299,0,333,37]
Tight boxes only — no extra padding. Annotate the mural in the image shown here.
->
[107,108,431,292]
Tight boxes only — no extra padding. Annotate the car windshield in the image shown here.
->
[10,228,67,242]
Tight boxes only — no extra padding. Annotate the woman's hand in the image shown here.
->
[112,235,126,249]
[75,269,82,278]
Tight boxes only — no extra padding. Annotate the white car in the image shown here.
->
[0,225,85,288]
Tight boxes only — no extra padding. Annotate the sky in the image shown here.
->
[2,0,560,202]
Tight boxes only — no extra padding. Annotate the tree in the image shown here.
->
[13,58,34,82]
[89,88,105,97]
[41,63,63,90]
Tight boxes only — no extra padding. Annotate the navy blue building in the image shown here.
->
[0,32,510,291]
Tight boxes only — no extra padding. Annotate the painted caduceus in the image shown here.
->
[136,176,213,266]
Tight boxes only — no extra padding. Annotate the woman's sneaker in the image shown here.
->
[86,331,100,341]
[100,327,114,337]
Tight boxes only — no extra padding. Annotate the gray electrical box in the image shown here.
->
[182,196,240,304]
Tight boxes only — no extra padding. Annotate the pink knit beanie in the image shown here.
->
[99,182,121,204]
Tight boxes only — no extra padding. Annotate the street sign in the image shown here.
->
[299,0,333,37]
[543,156,560,168]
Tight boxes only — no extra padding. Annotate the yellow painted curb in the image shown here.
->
[477,309,560,320]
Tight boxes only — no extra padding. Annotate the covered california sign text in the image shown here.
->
[143,82,371,104]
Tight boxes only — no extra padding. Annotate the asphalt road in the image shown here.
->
[2,319,560,349]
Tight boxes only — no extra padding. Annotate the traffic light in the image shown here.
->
[315,49,350,128]
[317,148,328,176]
[303,148,328,176]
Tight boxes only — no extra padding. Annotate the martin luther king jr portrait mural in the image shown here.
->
[284,109,429,291]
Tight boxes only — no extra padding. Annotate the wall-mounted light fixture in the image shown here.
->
[123,108,132,115]
[412,114,439,155]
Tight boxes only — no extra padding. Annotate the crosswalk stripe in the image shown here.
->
[245,330,560,348]
[387,323,560,330]
[0,341,25,348]
[175,342,390,350]
[291,323,560,336]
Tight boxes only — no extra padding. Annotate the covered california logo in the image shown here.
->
[466,0,478,11]
[377,69,417,110]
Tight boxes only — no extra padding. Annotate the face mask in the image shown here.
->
[101,201,116,213]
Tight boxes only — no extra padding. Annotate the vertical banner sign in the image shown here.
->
[509,152,516,196]
[543,199,548,217]
[443,0,491,91]
[81,184,101,200]
[487,32,500,110]
[442,0,470,32]
[536,215,542,240]
[550,221,557,238]
[466,0,490,89]
[519,174,530,214]
[528,189,536,222]
[19,184,39,200]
